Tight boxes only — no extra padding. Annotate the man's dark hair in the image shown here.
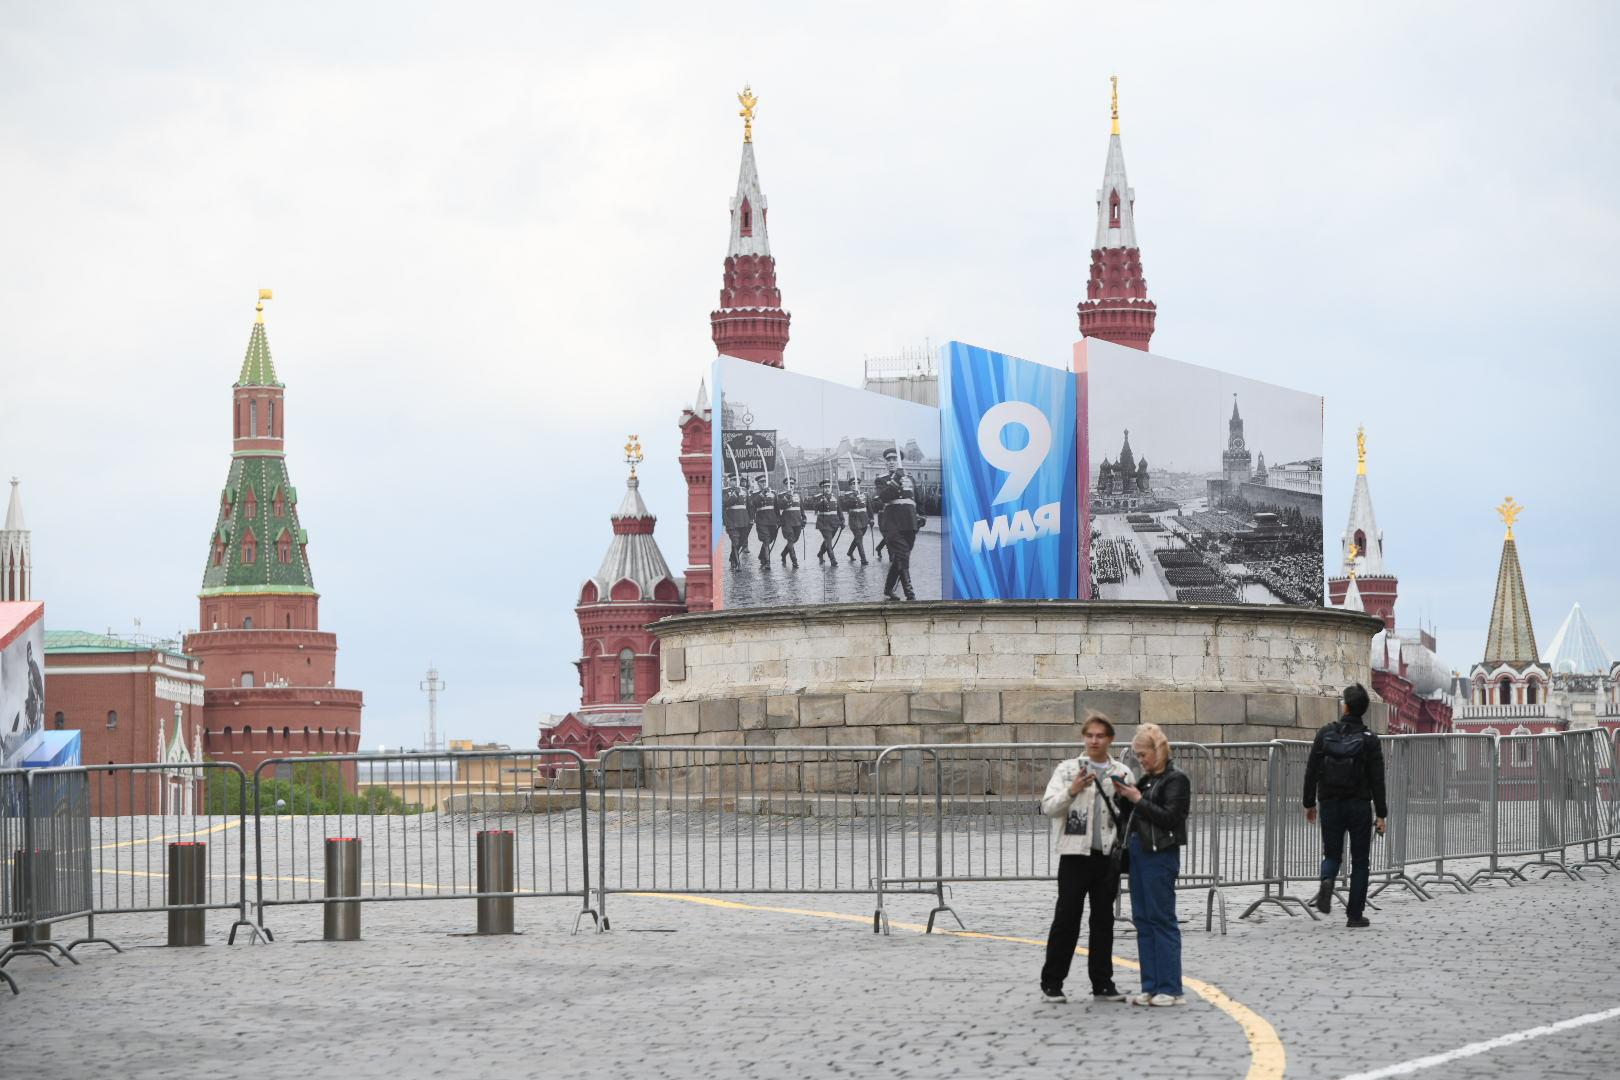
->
[1342,683,1370,718]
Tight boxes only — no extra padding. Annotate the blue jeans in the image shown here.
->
[1127,835,1182,996]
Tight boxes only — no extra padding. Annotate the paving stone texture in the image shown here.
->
[6,839,1619,1080]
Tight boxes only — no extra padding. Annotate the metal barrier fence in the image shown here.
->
[0,769,25,994]
[869,742,1226,935]
[594,745,894,931]
[251,749,596,939]
[78,762,257,944]
[0,768,100,971]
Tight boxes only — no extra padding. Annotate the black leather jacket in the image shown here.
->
[1128,764,1190,852]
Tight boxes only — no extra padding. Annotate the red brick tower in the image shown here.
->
[682,86,791,611]
[1078,77,1156,351]
[184,292,363,777]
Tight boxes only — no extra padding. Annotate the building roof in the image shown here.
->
[237,319,282,388]
[1545,602,1611,675]
[4,478,25,531]
[44,629,193,659]
[728,140,771,259]
[1483,536,1538,665]
[582,474,682,604]
[1094,132,1138,249]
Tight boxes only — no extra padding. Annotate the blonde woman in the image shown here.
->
[1038,712,1135,1004]
[1114,722,1190,1006]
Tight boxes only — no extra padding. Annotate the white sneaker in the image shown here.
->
[1149,993,1185,1007]
[1127,992,1153,1006]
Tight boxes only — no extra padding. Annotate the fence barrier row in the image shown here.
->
[1,729,1616,992]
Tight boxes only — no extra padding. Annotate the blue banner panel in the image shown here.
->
[940,342,1078,600]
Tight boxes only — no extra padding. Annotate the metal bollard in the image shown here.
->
[11,849,52,944]
[166,842,207,946]
[323,837,362,941]
[476,830,515,935]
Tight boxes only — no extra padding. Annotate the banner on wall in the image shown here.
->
[0,601,46,769]
[940,342,1078,600]
[1077,338,1324,607]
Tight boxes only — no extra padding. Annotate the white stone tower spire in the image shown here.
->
[1,477,32,601]
[1341,426,1385,576]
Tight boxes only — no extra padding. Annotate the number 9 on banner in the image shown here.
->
[977,401,1051,505]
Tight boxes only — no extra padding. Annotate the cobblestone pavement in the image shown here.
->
[6,856,1618,1080]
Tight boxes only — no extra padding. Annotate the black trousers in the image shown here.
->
[882,528,916,596]
[816,526,840,559]
[1040,853,1118,993]
[726,527,750,567]
[755,523,778,564]
[1319,798,1373,919]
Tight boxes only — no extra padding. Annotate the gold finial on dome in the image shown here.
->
[1497,497,1523,540]
[1110,75,1119,136]
[737,85,758,144]
[1356,424,1367,476]
[255,288,273,324]
[624,434,644,478]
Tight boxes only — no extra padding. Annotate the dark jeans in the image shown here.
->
[1040,853,1119,993]
[1319,797,1373,919]
[1126,836,1182,996]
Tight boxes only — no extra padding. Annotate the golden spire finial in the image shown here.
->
[255,288,273,324]
[1496,497,1523,540]
[737,84,758,144]
[624,434,644,478]
[1110,75,1119,136]
[1356,425,1367,476]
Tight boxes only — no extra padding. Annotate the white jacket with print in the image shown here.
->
[1041,756,1136,858]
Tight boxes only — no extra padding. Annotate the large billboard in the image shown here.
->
[1078,338,1324,606]
[1,602,46,768]
[940,341,1078,600]
[712,356,943,608]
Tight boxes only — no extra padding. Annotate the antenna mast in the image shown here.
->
[419,663,447,752]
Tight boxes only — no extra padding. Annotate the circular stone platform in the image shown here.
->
[641,600,1387,749]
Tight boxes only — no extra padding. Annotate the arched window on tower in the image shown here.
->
[268,399,276,437]
[242,532,256,565]
[618,649,636,702]
[1109,189,1121,229]
[1498,677,1513,705]
[249,399,258,437]
[1525,679,1539,705]
[1353,530,1367,562]
[107,710,118,730]
[54,711,64,729]
[740,198,753,237]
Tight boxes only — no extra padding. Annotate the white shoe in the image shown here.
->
[1127,992,1153,1006]
[1149,994,1185,1007]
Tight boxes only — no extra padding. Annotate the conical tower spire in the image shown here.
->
[1545,602,1612,675]
[711,85,790,367]
[1482,498,1538,665]
[1078,76,1156,351]
[1,477,31,601]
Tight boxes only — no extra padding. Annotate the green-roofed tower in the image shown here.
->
[184,291,363,776]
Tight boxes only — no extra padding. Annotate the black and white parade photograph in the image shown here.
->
[712,357,943,608]
[1083,345,1324,607]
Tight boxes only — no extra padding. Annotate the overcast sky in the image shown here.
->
[3,3,1616,750]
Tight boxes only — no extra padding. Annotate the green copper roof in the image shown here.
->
[44,630,193,659]
[199,452,315,594]
[237,321,282,387]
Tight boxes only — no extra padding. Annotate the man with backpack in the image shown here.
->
[1302,683,1388,928]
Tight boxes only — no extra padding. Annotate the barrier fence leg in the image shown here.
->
[323,838,361,942]
[0,966,15,994]
[923,753,962,935]
[1,848,79,968]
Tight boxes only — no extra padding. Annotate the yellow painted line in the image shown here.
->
[94,818,240,850]
[632,893,1286,1080]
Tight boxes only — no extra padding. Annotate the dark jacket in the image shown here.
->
[1302,715,1388,818]
[1127,763,1190,852]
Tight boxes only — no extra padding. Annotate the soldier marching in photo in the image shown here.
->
[841,478,871,565]
[748,474,779,568]
[776,478,805,569]
[877,445,922,601]
[812,479,843,566]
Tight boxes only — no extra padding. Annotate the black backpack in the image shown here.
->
[1319,723,1367,798]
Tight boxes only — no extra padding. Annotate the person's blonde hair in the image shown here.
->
[1131,721,1171,762]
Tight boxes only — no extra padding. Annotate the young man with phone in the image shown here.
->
[1302,683,1389,928]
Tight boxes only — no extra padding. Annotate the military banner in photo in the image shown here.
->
[711,356,943,610]
[1076,337,1324,606]
[940,342,1079,600]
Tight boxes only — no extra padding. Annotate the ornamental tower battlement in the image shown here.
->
[183,292,362,774]
[1078,77,1157,351]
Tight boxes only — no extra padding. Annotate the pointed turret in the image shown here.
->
[711,85,790,367]
[1,477,31,601]
[184,292,362,776]
[1326,426,1397,626]
[1078,77,1157,351]
[1482,499,1538,666]
[1342,574,1365,612]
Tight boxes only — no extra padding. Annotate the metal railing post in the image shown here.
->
[323,837,362,941]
